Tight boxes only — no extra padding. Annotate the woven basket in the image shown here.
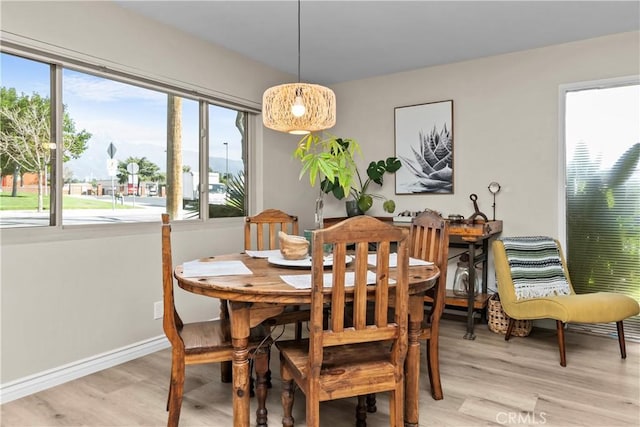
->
[487,294,532,337]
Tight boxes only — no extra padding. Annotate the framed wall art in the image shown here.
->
[394,100,454,194]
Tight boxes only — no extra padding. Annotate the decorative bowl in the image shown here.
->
[278,231,309,260]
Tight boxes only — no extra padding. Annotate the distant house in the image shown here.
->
[1,172,39,193]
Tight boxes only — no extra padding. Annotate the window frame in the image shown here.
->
[1,42,258,236]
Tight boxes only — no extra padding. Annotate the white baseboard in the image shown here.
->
[0,335,170,404]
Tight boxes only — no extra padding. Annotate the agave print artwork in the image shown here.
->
[394,100,453,194]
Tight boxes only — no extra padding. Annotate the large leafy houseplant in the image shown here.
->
[294,134,359,227]
[294,133,401,215]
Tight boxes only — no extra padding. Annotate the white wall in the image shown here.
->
[1,0,638,395]
[318,31,640,235]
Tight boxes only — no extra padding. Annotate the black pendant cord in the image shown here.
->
[297,0,301,83]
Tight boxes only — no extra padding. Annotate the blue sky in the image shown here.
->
[1,52,243,181]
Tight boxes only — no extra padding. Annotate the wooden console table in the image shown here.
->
[323,217,503,340]
[446,219,502,339]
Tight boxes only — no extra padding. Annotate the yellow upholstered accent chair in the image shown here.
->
[493,238,639,367]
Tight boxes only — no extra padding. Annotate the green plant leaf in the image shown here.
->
[317,158,336,183]
[385,157,402,173]
[308,160,319,186]
[606,143,640,189]
[382,199,396,213]
[358,194,373,212]
[324,177,346,199]
[366,160,386,185]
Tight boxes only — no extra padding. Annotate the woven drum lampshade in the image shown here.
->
[262,83,336,135]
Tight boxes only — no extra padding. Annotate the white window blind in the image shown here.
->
[565,82,640,340]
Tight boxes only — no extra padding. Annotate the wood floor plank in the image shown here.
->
[1,319,638,426]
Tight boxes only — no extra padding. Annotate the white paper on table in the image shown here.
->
[245,249,282,258]
[367,253,434,268]
[182,260,253,278]
[281,270,389,289]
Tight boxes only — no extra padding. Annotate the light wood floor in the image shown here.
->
[2,319,639,426]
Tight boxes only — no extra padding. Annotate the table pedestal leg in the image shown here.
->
[230,302,251,427]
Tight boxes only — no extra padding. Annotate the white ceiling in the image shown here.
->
[116,1,640,85]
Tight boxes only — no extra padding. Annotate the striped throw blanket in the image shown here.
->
[501,236,571,300]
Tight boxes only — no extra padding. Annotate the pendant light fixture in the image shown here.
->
[262,0,336,135]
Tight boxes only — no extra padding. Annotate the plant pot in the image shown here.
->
[346,200,364,217]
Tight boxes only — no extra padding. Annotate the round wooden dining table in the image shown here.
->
[174,252,439,427]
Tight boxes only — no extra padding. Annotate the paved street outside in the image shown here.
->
[0,195,169,228]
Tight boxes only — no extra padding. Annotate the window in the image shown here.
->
[0,49,250,228]
[61,70,196,225]
[208,105,246,219]
[563,79,640,338]
[0,54,52,227]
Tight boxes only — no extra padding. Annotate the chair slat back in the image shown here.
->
[161,213,184,349]
[410,211,449,266]
[309,216,410,367]
[244,209,299,250]
[410,211,449,322]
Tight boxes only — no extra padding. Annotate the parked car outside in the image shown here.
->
[209,183,227,205]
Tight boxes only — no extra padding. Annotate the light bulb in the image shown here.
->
[291,95,306,117]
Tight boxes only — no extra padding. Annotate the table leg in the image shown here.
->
[254,346,269,427]
[229,302,252,427]
[219,299,232,383]
[480,239,490,323]
[405,294,424,427]
[464,242,477,340]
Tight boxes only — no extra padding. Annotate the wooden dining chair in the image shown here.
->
[245,208,299,251]
[363,210,449,419]
[245,209,309,337]
[243,209,309,388]
[161,214,271,427]
[411,210,450,400]
[276,216,411,427]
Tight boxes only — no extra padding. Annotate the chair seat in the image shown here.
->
[181,319,269,355]
[507,292,640,323]
[276,339,396,401]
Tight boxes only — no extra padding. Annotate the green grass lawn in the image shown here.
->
[0,193,134,210]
